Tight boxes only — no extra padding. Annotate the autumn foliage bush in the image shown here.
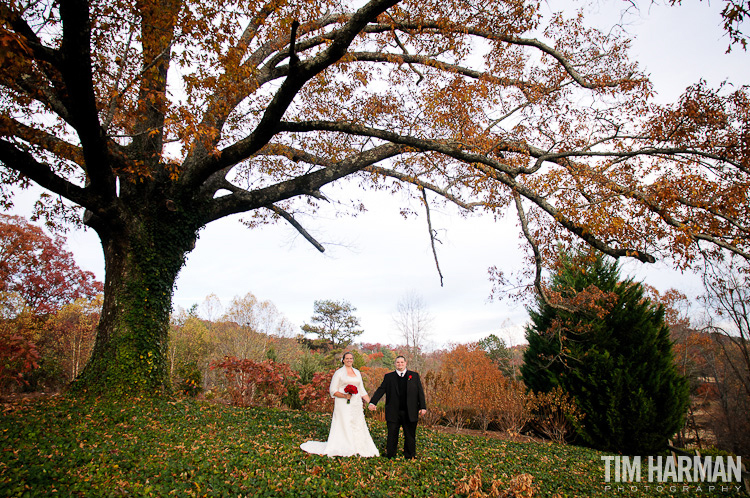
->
[425,344,533,433]
[421,371,448,427]
[0,309,46,394]
[359,365,389,392]
[298,369,336,414]
[211,357,299,408]
[176,361,203,397]
[0,328,39,393]
[495,379,533,434]
[526,387,582,444]
[359,365,390,422]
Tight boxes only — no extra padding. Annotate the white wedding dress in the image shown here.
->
[300,366,380,457]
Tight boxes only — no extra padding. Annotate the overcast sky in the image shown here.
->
[7,0,749,348]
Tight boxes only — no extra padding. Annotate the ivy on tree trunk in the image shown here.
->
[72,203,201,396]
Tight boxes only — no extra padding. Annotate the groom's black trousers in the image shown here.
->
[386,410,418,459]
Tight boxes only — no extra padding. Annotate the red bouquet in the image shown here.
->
[344,384,358,404]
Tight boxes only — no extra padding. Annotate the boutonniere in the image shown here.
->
[408,375,412,380]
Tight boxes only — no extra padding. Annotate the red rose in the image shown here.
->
[344,384,358,404]
[408,375,412,380]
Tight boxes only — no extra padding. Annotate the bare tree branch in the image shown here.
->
[364,165,482,211]
[267,204,325,252]
[421,187,444,287]
[347,51,530,88]
[513,190,577,314]
[362,22,639,88]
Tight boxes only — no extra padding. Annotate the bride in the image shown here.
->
[300,352,379,457]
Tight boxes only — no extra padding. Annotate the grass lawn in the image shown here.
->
[0,396,745,497]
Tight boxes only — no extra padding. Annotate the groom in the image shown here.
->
[368,355,427,459]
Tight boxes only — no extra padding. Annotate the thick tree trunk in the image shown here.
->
[71,207,199,396]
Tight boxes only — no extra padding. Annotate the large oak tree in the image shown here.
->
[1,0,747,395]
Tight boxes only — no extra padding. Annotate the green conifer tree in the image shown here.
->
[521,251,689,454]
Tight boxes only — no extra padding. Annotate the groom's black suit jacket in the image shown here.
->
[369,370,427,423]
